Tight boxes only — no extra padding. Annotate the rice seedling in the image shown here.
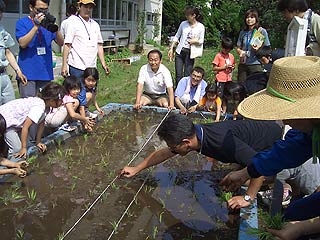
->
[248,211,285,240]
[70,182,77,192]
[111,183,119,190]
[109,221,118,233]
[152,226,158,239]
[219,191,233,203]
[165,189,172,197]
[56,232,64,240]
[27,188,37,204]
[16,229,25,240]
[27,155,37,164]
[159,211,164,223]
[159,198,166,208]
[0,188,24,205]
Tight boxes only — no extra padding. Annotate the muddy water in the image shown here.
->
[0,111,238,240]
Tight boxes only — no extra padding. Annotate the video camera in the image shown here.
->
[37,9,58,33]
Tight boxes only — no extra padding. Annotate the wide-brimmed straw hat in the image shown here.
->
[78,0,96,6]
[237,56,320,120]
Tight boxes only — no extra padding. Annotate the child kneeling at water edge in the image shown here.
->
[78,68,104,129]
[0,82,65,159]
[197,84,222,122]
[45,76,95,131]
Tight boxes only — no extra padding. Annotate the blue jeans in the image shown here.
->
[175,48,194,85]
[69,65,84,79]
[284,192,320,221]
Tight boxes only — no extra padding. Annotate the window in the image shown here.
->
[109,0,115,19]
[146,12,154,25]
[128,2,132,21]
[4,0,19,13]
[92,0,99,18]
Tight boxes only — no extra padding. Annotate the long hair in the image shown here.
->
[244,9,260,30]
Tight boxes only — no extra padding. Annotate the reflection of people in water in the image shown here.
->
[120,113,282,178]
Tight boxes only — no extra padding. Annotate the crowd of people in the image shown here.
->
[0,0,320,239]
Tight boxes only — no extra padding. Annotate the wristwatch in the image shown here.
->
[244,194,253,203]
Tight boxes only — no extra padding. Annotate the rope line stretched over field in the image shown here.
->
[106,171,152,240]
[62,109,172,239]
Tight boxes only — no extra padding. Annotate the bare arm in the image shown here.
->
[18,25,40,49]
[98,43,110,75]
[268,217,320,240]
[227,176,265,209]
[15,117,34,158]
[168,40,178,61]
[215,104,221,122]
[167,87,175,109]
[55,30,64,47]
[175,96,187,114]
[61,43,71,76]
[5,49,27,85]
[134,83,144,109]
[121,148,176,177]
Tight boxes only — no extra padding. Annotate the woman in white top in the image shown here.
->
[168,6,205,86]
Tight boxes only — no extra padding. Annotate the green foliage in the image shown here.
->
[136,11,148,47]
[248,211,285,240]
[219,191,233,203]
[162,0,288,48]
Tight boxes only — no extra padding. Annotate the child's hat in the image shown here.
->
[237,56,320,120]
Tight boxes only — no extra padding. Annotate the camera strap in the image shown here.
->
[77,15,91,40]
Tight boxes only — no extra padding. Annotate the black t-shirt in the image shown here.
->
[195,120,282,166]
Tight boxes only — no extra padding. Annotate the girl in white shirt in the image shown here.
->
[0,83,65,159]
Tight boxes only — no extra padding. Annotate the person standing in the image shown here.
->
[0,0,27,105]
[236,9,270,84]
[168,6,205,86]
[15,0,64,97]
[277,0,320,56]
[61,0,110,79]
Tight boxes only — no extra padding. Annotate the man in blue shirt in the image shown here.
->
[175,66,207,114]
[16,0,64,97]
[220,56,320,234]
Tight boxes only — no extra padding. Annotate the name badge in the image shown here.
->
[37,47,46,55]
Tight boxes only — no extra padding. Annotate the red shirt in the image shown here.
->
[212,52,235,82]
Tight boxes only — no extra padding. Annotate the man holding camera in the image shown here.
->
[61,0,110,79]
[16,0,64,97]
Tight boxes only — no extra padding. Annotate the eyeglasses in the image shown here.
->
[34,8,49,14]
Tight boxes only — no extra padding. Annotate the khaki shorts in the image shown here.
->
[142,91,168,103]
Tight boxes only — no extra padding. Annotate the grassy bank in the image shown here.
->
[94,47,239,107]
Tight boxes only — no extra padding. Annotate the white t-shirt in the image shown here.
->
[0,97,45,129]
[64,15,103,70]
[137,64,173,95]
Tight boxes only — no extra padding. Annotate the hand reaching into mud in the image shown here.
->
[120,166,140,178]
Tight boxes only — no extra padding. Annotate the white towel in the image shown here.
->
[180,78,202,105]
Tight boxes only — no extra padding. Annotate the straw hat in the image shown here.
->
[237,56,320,120]
[78,0,96,6]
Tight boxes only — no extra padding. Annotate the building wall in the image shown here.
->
[2,0,162,53]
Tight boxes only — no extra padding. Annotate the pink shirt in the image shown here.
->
[63,94,76,105]
[212,52,235,82]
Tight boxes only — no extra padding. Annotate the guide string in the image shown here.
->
[62,109,172,239]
